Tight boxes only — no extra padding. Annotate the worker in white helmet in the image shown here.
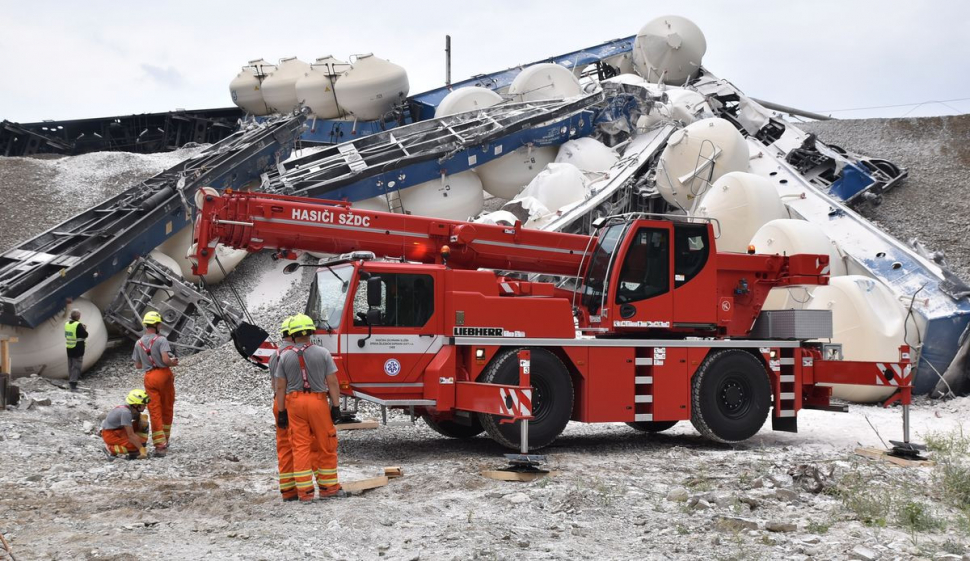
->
[64,308,88,392]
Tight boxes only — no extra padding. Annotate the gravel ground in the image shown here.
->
[0,145,206,253]
[802,114,970,281]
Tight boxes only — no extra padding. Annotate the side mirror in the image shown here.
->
[366,308,382,326]
[367,276,383,308]
[282,262,301,275]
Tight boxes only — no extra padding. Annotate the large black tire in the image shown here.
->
[626,421,678,433]
[477,348,573,450]
[422,413,484,439]
[690,350,771,443]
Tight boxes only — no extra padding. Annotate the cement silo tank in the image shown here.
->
[156,226,247,284]
[633,16,707,84]
[656,118,749,211]
[507,63,583,102]
[295,55,351,119]
[516,163,588,213]
[83,267,132,311]
[0,298,107,380]
[665,88,713,124]
[399,171,484,220]
[476,145,558,199]
[474,210,521,226]
[554,138,618,173]
[605,52,636,75]
[261,57,311,114]
[749,219,848,311]
[806,276,909,403]
[229,59,276,116]
[353,196,392,213]
[692,172,789,253]
[435,87,503,117]
[335,54,409,121]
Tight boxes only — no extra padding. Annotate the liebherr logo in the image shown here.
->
[292,208,371,227]
[453,327,526,338]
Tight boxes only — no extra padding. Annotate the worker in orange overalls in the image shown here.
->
[270,316,299,500]
[274,314,342,501]
[132,311,178,456]
[101,389,150,459]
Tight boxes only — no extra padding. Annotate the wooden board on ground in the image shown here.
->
[854,447,934,467]
[337,418,379,431]
[384,466,403,479]
[482,470,560,482]
[342,475,389,493]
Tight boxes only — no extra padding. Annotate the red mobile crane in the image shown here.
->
[191,188,914,451]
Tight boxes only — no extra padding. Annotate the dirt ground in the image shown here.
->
[2,355,969,560]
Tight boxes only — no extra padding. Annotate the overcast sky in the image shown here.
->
[2,1,968,123]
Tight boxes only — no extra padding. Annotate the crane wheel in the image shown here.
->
[421,414,485,439]
[690,349,771,444]
[477,347,573,451]
[626,421,678,433]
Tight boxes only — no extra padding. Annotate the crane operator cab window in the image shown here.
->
[353,274,435,328]
[616,227,669,304]
[673,224,709,288]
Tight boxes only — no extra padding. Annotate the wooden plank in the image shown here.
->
[854,447,934,468]
[481,470,559,482]
[0,339,11,376]
[384,466,403,479]
[337,419,379,431]
[341,475,388,493]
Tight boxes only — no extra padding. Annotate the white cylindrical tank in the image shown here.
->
[398,171,484,220]
[515,163,588,213]
[295,55,351,119]
[665,88,713,124]
[749,219,848,311]
[353,195,392,213]
[0,298,107,380]
[555,138,619,172]
[693,172,789,253]
[229,59,276,116]
[507,63,583,102]
[261,57,311,114]
[807,276,909,403]
[656,118,749,211]
[632,16,707,84]
[605,52,636,75]
[476,145,558,199]
[335,54,409,121]
[474,210,521,226]
[435,87,503,117]
[156,227,247,284]
[83,267,131,311]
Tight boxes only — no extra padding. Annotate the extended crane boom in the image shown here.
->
[190,188,596,278]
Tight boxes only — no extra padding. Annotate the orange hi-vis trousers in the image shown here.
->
[102,427,148,456]
[274,400,331,500]
[144,367,175,448]
[285,392,338,501]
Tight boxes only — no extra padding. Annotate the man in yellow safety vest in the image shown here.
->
[65,309,88,392]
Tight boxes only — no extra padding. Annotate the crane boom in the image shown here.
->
[191,189,596,278]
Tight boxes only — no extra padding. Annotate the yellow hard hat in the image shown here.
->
[280,316,294,336]
[142,311,163,325]
[126,389,151,406]
[288,314,316,336]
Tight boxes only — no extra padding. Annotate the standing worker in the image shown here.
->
[270,316,298,501]
[64,309,88,392]
[101,389,150,459]
[132,311,178,456]
[274,313,342,501]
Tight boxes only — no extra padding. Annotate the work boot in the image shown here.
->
[317,484,346,499]
[282,494,298,502]
[101,446,116,462]
[153,445,168,458]
[69,382,78,392]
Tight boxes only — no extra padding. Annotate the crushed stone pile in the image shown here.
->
[802,113,970,281]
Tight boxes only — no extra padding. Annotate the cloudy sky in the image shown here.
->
[2,1,968,122]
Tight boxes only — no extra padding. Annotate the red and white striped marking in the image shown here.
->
[498,387,533,418]
[874,363,912,386]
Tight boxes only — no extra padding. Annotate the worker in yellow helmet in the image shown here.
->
[132,310,179,456]
[101,390,151,459]
[64,308,88,392]
[270,316,299,500]
[275,313,343,501]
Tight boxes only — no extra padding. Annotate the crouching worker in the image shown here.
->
[101,390,150,459]
[275,314,343,502]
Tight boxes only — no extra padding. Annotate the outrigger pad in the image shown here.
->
[503,453,547,471]
[889,440,928,461]
[231,322,269,360]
